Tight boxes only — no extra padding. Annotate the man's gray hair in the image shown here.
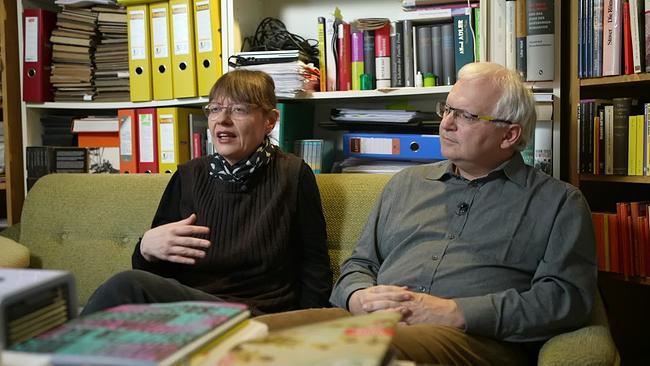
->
[457,62,537,151]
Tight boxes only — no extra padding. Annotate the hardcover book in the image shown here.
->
[8,301,249,366]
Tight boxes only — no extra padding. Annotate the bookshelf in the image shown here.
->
[1,0,25,225]
[15,0,562,188]
[566,1,650,364]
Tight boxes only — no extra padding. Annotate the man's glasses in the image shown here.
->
[434,101,514,125]
[203,103,258,119]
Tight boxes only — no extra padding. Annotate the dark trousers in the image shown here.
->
[81,269,230,316]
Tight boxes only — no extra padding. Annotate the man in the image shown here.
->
[260,62,597,365]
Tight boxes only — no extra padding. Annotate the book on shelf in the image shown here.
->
[216,311,400,366]
[526,0,554,81]
[6,301,253,366]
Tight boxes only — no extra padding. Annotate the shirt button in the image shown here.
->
[432,255,439,261]
[447,233,455,240]
[240,185,247,191]
[418,286,427,292]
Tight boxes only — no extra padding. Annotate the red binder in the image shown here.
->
[136,108,159,173]
[23,8,56,102]
[118,109,139,173]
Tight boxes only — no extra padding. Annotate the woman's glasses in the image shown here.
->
[203,103,258,119]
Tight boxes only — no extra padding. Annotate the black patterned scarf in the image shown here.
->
[208,136,275,183]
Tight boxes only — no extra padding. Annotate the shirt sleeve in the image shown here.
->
[453,188,598,342]
[294,162,334,308]
[329,176,397,309]
[131,170,184,273]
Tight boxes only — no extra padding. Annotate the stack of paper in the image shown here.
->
[237,61,320,98]
[93,5,129,101]
[49,7,98,101]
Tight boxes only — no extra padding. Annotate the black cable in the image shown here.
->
[241,17,319,66]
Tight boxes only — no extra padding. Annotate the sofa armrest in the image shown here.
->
[537,324,619,366]
[0,235,30,268]
[537,292,619,366]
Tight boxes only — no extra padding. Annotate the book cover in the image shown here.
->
[9,301,249,366]
[646,1,650,72]
[390,21,404,87]
[602,0,622,76]
[453,8,475,76]
[416,25,433,77]
[515,0,527,78]
[623,0,633,75]
[337,22,351,91]
[505,0,516,70]
[526,0,555,81]
[317,16,327,92]
[362,30,376,89]
[402,20,414,86]
[441,22,456,85]
[374,23,391,88]
[351,29,365,90]
[593,0,604,77]
[216,312,400,366]
[612,97,631,175]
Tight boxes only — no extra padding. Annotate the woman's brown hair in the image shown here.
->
[208,69,277,111]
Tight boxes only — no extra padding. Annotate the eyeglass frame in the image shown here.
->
[435,101,515,125]
[202,103,263,119]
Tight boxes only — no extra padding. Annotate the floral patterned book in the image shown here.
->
[216,312,401,366]
[7,301,249,366]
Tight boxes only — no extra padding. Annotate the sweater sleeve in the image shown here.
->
[131,170,184,273]
[294,162,333,308]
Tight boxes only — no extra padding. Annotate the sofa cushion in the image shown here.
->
[315,174,390,280]
[20,174,171,303]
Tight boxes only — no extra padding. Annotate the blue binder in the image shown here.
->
[343,133,444,161]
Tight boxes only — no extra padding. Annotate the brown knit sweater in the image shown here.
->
[131,151,333,313]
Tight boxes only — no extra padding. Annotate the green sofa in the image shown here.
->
[0,173,619,365]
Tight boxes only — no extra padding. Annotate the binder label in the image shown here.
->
[159,114,176,163]
[24,16,39,62]
[129,10,147,60]
[152,7,169,59]
[172,4,190,55]
[119,115,133,159]
[350,137,400,155]
[195,1,213,53]
[139,114,155,163]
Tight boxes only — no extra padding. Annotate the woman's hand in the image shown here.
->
[140,213,211,265]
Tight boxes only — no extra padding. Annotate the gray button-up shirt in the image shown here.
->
[330,154,597,342]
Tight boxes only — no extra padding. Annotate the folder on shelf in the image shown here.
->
[157,107,200,173]
[193,0,222,96]
[169,0,198,98]
[77,132,120,148]
[127,4,154,102]
[118,109,139,173]
[22,8,56,103]
[136,108,159,173]
[343,133,444,161]
[149,2,174,101]
[269,103,314,153]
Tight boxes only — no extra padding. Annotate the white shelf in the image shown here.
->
[292,86,453,100]
[25,97,210,110]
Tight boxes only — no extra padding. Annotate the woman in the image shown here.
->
[82,70,332,315]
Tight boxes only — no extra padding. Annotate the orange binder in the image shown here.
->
[118,109,138,173]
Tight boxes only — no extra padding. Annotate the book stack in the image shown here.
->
[294,139,334,174]
[6,301,266,366]
[93,5,129,102]
[50,7,98,102]
[40,113,77,147]
[592,201,650,280]
[579,0,649,78]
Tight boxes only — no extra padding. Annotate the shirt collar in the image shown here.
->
[426,153,528,187]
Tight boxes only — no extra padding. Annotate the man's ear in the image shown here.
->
[500,123,522,149]
[265,108,280,134]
